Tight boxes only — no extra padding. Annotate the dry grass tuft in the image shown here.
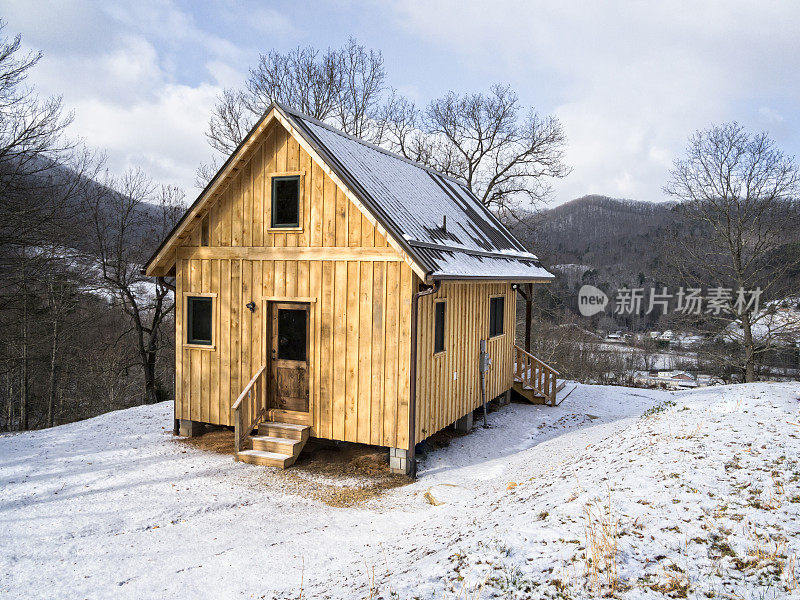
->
[583,489,620,596]
[786,554,798,592]
[648,563,691,598]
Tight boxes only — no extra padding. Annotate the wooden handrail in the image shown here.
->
[514,345,561,377]
[514,345,560,406]
[232,365,268,454]
[232,365,267,410]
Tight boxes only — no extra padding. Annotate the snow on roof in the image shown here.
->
[279,103,554,282]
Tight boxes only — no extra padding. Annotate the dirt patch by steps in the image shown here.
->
[175,428,411,507]
[177,427,234,454]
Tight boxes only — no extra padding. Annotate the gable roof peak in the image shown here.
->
[273,101,467,188]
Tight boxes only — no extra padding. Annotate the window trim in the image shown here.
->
[183,292,217,350]
[489,294,505,339]
[269,172,304,230]
[433,299,447,356]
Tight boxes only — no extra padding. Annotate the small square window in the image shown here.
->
[489,296,504,337]
[434,301,446,354]
[271,176,300,227]
[187,296,213,345]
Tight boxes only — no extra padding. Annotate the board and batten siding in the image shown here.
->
[413,281,516,442]
[174,119,413,449]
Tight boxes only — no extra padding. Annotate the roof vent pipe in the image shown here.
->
[442,215,447,232]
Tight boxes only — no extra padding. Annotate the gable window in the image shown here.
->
[271,175,300,228]
[187,296,213,346]
[489,296,505,338]
[434,300,446,354]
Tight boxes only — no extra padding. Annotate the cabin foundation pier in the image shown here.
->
[454,411,473,433]
[178,419,205,437]
[389,448,411,475]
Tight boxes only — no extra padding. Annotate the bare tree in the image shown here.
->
[0,20,73,237]
[86,170,184,404]
[205,38,385,157]
[0,20,77,430]
[333,40,385,139]
[0,22,182,430]
[420,84,569,215]
[202,41,569,215]
[664,122,800,382]
[377,92,436,165]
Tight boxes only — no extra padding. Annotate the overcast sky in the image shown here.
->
[3,0,799,205]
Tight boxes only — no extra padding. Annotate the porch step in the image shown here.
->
[258,421,310,441]
[512,379,567,405]
[236,449,295,468]
[235,421,311,469]
[250,434,303,456]
[512,380,547,404]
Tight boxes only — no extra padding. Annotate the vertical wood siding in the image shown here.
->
[414,281,516,442]
[174,120,413,448]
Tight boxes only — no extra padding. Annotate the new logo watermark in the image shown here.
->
[576,286,762,317]
[578,285,609,317]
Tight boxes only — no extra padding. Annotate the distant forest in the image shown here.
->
[511,194,800,332]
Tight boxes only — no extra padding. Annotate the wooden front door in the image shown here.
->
[269,302,310,417]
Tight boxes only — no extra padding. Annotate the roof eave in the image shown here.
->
[430,274,554,283]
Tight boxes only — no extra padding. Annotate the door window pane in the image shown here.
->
[277,308,307,361]
[187,296,213,345]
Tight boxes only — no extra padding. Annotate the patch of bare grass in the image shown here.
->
[583,489,621,596]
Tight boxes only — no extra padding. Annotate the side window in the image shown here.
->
[187,296,213,345]
[271,175,300,227]
[489,296,505,337]
[434,300,446,354]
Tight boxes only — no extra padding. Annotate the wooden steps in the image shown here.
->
[235,422,310,468]
[513,346,563,406]
[236,449,296,468]
[258,421,309,441]
[512,379,567,405]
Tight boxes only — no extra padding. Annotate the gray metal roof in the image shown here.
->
[279,103,553,282]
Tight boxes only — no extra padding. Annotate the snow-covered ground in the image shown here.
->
[2,382,800,599]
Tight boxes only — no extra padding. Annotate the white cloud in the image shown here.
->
[246,7,295,35]
[71,82,220,190]
[758,106,784,124]
[27,30,220,192]
[0,0,263,193]
[391,0,800,203]
[3,0,799,206]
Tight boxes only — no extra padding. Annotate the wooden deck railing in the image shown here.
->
[514,345,560,406]
[231,365,267,453]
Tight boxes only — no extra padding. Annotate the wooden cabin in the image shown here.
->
[144,102,556,475]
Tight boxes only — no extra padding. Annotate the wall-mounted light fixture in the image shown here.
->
[246,301,256,313]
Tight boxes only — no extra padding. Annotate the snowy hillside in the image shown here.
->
[2,382,800,599]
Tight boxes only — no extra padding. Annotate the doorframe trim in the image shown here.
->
[262,299,314,427]
[261,295,317,304]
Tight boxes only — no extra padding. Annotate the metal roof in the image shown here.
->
[278,102,553,282]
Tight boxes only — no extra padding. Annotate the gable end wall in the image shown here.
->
[174,120,413,448]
